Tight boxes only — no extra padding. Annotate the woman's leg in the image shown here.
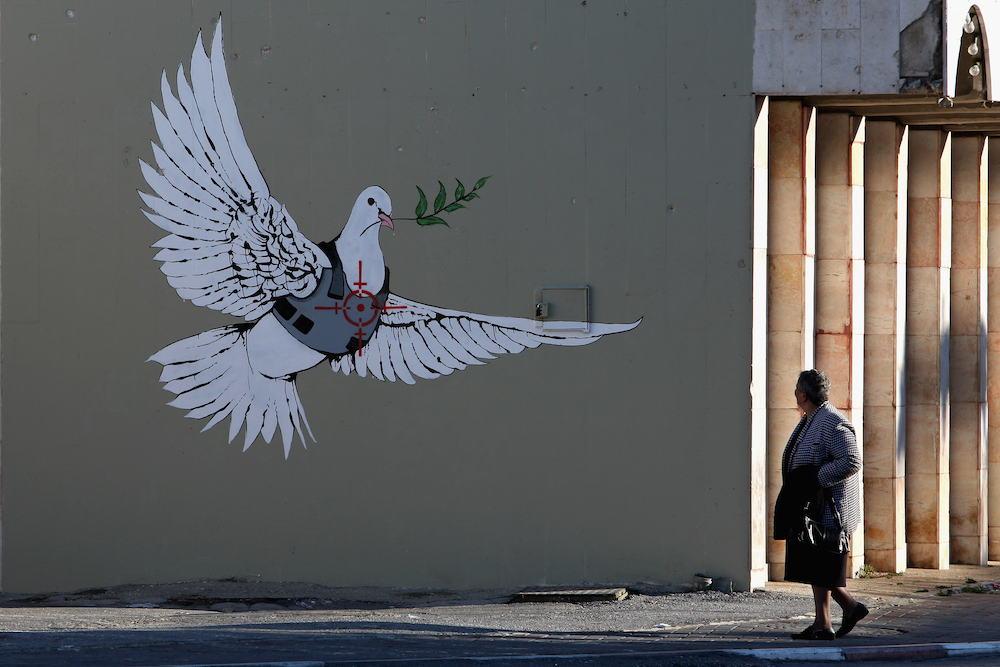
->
[812,585,833,630]
[832,586,869,637]
[831,587,857,614]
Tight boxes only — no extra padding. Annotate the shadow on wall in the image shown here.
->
[900,0,943,92]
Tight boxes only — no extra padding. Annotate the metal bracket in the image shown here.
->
[533,285,590,333]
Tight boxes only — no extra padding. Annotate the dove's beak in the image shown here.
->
[379,211,394,230]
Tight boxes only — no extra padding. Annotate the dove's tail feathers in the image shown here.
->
[149,326,313,457]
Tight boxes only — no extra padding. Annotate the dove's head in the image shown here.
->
[345,186,393,239]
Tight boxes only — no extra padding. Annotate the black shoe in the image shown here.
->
[836,602,869,638]
[809,627,836,640]
[792,625,835,640]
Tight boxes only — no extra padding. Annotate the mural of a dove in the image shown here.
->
[142,18,640,457]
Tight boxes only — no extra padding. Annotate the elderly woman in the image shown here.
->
[777,370,868,640]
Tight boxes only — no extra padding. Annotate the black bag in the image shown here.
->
[773,465,822,540]
[792,490,850,555]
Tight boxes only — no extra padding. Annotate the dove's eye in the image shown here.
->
[368,198,376,206]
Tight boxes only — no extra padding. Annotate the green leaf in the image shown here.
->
[434,181,447,213]
[415,186,428,218]
[444,203,466,212]
[462,192,480,201]
[455,179,466,201]
[473,175,491,190]
[417,215,448,226]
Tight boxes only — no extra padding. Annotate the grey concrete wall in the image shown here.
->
[753,0,910,95]
[0,0,758,593]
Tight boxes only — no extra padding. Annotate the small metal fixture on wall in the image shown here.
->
[534,285,590,333]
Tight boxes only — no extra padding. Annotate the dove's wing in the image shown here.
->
[329,294,641,383]
[140,19,324,321]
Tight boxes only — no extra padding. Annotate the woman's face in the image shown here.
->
[794,384,809,412]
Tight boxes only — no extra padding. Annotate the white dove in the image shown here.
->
[142,18,640,457]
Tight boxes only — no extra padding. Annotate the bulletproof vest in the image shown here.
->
[272,240,390,356]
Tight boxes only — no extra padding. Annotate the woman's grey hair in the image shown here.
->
[797,369,830,406]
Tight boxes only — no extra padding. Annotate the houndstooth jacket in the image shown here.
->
[782,402,862,534]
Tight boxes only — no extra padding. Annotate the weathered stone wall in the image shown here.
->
[753,0,918,95]
[754,0,1000,100]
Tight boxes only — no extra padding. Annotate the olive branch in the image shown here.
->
[396,176,491,226]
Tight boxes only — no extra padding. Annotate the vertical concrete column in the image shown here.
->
[863,122,908,574]
[989,137,1000,561]
[950,135,989,565]
[767,100,816,581]
[905,129,952,570]
[750,98,769,590]
[815,113,865,577]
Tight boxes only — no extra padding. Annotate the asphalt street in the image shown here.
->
[0,563,997,667]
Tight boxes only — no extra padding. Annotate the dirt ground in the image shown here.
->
[0,561,994,614]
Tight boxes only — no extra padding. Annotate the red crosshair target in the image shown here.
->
[316,260,406,357]
[342,289,381,328]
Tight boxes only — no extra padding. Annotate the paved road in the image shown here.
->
[0,563,996,666]
[781,658,1000,667]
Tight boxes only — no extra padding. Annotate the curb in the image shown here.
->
[727,640,1000,662]
[139,641,1000,666]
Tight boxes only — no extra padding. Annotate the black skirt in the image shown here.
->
[784,537,849,588]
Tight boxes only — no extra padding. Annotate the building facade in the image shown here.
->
[754,0,1000,579]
